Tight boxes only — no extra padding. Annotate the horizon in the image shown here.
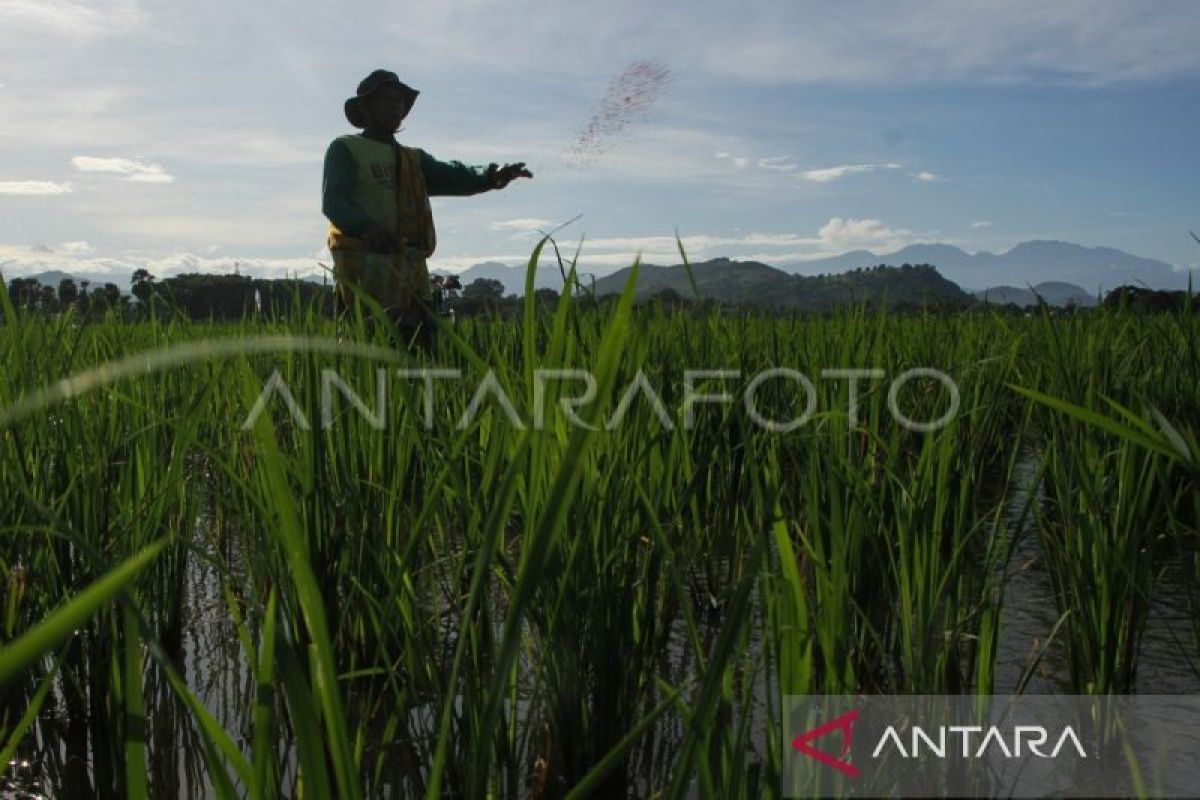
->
[8,238,1189,297]
[1,1,1198,288]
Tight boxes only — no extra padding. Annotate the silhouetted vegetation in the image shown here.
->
[6,275,131,317]
[5,268,1197,324]
[1103,285,1200,313]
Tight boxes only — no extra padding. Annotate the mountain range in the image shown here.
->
[8,240,1189,309]
[790,240,1182,293]
[973,282,1099,307]
[432,240,1185,298]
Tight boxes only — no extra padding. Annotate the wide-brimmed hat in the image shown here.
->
[344,69,419,129]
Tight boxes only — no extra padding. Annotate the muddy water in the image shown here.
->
[992,445,1200,695]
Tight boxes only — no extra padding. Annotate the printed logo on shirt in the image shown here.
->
[369,160,395,187]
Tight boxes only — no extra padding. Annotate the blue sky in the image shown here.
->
[1,0,1198,286]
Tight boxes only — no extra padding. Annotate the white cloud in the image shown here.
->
[0,0,141,38]
[0,242,328,284]
[717,152,802,172]
[971,220,993,229]
[577,219,918,258]
[129,172,174,184]
[71,156,175,184]
[802,163,901,183]
[715,151,750,168]
[59,240,92,255]
[757,156,797,172]
[816,217,914,252]
[0,180,72,195]
[914,171,941,182]
[489,218,554,233]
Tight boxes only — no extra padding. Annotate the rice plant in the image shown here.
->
[1,244,1197,797]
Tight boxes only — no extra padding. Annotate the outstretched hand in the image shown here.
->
[489,162,533,190]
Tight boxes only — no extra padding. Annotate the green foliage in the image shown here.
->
[0,242,1197,796]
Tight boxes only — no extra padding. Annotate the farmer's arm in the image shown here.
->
[416,149,495,196]
[321,139,377,236]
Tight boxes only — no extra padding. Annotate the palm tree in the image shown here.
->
[57,278,78,308]
[131,269,156,304]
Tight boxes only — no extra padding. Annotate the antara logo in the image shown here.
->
[871,724,1088,759]
[791,710,1089,778]
[791,709,861,779]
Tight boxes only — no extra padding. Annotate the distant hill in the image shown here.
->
[975,282,1099,308]
[594,257,784,303]
[592,258,972,310]
[790,240,1183,292]
[431,261,568,296]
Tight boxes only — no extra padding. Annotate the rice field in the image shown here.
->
[1,250,1197,798]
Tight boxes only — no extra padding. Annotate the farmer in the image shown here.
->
[322,69,532,351]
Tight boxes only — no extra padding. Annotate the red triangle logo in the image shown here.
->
[791,708,860,779]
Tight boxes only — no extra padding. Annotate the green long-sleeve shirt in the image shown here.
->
[321,136,494,237]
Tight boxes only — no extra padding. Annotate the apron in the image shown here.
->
[328,140,436,330]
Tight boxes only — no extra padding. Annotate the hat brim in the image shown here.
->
[344,85,420,129]
[344,97,370,128]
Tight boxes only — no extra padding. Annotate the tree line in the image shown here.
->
[4,269,1195,321]
[1,270,558,321]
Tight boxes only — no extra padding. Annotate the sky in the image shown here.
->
[1,0,1198,288]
